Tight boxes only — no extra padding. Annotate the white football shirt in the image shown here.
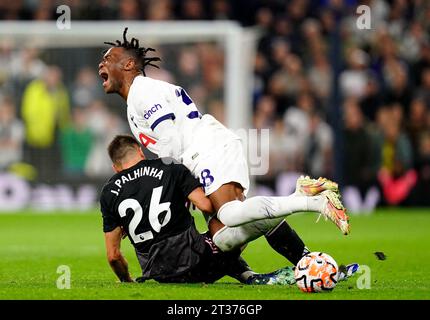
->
[127,75,202,156]
[126,75,244,193]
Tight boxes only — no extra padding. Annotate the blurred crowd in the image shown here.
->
[1,0,430,209]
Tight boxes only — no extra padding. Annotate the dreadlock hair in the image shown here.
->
[104,27,161,76]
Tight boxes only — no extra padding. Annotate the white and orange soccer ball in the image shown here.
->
[294,252,339,293]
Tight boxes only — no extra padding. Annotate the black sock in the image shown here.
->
[227,256,256,283]
[265,220,310,265]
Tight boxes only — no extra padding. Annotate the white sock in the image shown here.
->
[217,194,325,227]
[213,217,284,252]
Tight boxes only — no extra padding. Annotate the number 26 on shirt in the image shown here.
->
[118,186,171,244]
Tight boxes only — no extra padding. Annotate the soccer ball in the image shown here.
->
[294,252,339,293]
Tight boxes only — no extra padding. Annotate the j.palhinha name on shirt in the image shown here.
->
[110,166,163,196]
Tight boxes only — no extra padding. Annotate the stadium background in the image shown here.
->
[0,0,429,301]
[1,0,429,214]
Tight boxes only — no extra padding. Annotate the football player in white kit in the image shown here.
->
[98,28,350,271]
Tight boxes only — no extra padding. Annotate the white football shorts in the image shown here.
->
[181,115,250,196]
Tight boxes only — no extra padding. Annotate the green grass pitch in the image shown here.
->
[0,208,429,300]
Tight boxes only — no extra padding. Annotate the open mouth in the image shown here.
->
[99,70,109,87]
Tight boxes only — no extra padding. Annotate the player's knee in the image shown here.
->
[216,200,245,227]
[213,226,242,252]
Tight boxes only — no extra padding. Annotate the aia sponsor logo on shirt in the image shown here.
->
[144,104,162,120]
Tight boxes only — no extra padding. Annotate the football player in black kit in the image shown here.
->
[100,135,295,284]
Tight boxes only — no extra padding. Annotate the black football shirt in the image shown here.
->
[100,158,202,254]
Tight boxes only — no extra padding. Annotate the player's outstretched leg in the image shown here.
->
[212,218,312,266]
[212,217,311,267]
[217,191,350,235]
[212,217,285,252]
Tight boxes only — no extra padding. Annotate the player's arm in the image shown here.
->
[176,163,214,214]
[188,187,213,214]
[177,164,225,234]
[104,227,134,283]
[153,119,182,160]
[134,84,182,160]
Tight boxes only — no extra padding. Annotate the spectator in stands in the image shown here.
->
[281,54,306,101]
[119,0,142,20]
[179,0,206,20]
[8,47,46,97]
[254,96,286,189]
[78,0,118,20]
[0,1,31,20]
[412,131,430,206]
[0,40,13,91]
[257,119,289,191]
[9,47,46,81]
[303,110,334,179]
[253,51,271,100]
[383,59,412,116]
[253,95,276,130]
[339,47,372,99]
[71,67,104,108]
[274,118,303,176]
[146,0,173,20]
[406,97,428,165]
[0,97,24,170]
[307,52,332,113]
[400,21,428,64]
[415,67,430,109]
[33,0,54,20]
[267,71,293,117]
[342,97,378,188]
[341,98,380,214]
[21,65,70,181]
[282,93,312,171]
[212,0,231,20]
[376,108,417,205]
[301,18,327,65]
[207,100,225,124]
[177,48,201,90]
[411,43,430,87]
[359,76,383,122]
[60,108,93,177]
[85,100,127,178]
[200,47,224,111]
